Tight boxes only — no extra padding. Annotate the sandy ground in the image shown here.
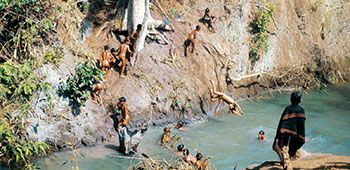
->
[242,154,350,170]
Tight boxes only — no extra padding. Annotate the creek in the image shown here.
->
[36,84,350,170]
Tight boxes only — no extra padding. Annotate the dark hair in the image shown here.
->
[196,153,202,160]
[137,24,142,29]
[259,130,265,135]
[205,8,210,13]
[111,48,116,52]
[177,122,184,127]
[291,91,302,104]
[125,38,130,42]
[177,144,184,151]
[163,127,167,132]
[183,149,189,156]
[104,45,110,50]
[119,97,126,102]
[196,25,201,30]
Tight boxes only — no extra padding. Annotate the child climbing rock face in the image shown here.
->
[100,45,114,79]
[116,39,132,78]
[91,78,104,105]
[202,8,217,33]
[184,25,201,56]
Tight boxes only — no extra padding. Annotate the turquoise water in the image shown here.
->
[36,84,350,169]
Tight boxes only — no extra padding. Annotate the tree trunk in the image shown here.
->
[116,0,171,33]
[115,0,171,66]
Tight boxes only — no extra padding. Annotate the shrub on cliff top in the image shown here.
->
[0,0,57,63]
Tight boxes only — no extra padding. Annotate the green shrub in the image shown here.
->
[0,112,50,169]
[60,59,104,107]
[169,8,178,17]
[0,60,53,107]
[249,0,275,61]
[43,46,64,67]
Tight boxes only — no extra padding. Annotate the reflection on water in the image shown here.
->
[36,84,350,170]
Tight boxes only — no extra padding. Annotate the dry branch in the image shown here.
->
[152,0,175,31]
[229,63,301,81]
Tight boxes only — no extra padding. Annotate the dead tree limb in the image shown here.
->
[229,63,300,81]
[147,31,169,44]
[152,0,175,31]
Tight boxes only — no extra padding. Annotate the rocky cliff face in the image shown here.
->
[27,0,350,149]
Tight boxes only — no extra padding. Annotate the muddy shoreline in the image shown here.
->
[242,153,350,170]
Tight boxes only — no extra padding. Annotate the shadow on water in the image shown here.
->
[104,144,119,152]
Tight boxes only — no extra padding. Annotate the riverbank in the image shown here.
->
[242,154,350,170]
[2,0,350,169]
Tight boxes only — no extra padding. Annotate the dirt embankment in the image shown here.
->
[242,154,350,170]
[27,0,350,150]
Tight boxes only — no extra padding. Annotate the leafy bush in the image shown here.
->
[0,0,57,63]
[43,46,64,67]
[0,112,50,169]
[249,0,275,62]
[169,8,178,17]
[60,59,104,106]
[0,60,53,107]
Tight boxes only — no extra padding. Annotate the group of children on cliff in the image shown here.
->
[90,7,219,131]
[89,6,305,170]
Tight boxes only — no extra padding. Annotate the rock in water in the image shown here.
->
[117,126,148,155]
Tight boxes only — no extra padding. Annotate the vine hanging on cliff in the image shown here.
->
[249,0,275,67]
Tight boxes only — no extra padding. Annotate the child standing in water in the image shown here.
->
[258,130,267,142]
[117,97,129,127]
[273,92,306,170]
[184,149,196,164]
[175,122,188,131]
